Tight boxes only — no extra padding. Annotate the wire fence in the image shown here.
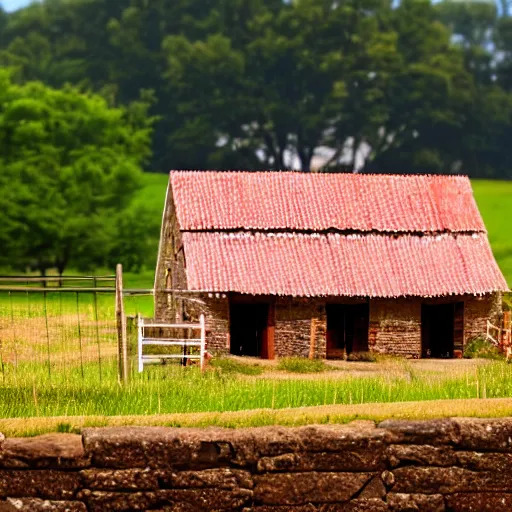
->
[0,276,122,385]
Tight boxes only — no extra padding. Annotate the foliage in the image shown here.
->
[277,357,327,373]
[0,0,511,177]
[463,337,503,360]
[0,69,155,275]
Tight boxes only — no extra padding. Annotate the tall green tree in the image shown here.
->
[0,68,155,275]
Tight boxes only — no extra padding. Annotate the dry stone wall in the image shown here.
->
[2,419,512,510]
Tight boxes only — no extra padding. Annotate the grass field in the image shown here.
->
[0,357,512,435]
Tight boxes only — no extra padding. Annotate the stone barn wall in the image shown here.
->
[2,418,512,511]
[153,291,502,360]
[369,299,422,357]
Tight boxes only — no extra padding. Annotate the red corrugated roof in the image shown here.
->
[182,232,508,297]
[170,171,486,233]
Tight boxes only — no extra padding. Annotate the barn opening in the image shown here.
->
[326,303,369,359]
[421,303,463,358]
[229,302,274,359]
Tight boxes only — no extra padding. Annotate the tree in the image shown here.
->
[0,68,155,275]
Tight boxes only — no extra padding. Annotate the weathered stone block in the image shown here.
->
[391,467,512,494]
[82,427,235,469]
[258,450,385,473]
[4,498,87,511]
[386,444,512,472]
[160,468,253,489]
[386,445,456,468]
[80,468,158,491]
[378,420,460,445]
[455,418,512,452]
[297,424,396,453]
[242,506,317,512]
[0,435,89,469]
[359,476,386,500]
[243,503,388,512]
[320,500,388,511]
[78,490,161,512]
[253,472,372,505]
[455,451,512,472]
[445,492,512,511]
[0,470,80,500]
[387,493,445,511]
[80,488,252,511]
[166,488,253,509]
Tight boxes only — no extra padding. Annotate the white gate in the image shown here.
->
[137,314,206,372]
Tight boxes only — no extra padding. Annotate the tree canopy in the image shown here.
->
[0,0,510,177]
[1,0,512,274]
[0,68,155,275]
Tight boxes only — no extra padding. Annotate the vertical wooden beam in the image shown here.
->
[116,263,128,385]
[199,314,206,372]
[309,317,317,359]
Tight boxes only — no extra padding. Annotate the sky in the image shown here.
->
[1,0,39,12]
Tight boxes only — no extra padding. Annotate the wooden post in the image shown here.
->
[115,264,128,385]
[309,317,317,359]
[199,314,206,372]
[137,313,143,373]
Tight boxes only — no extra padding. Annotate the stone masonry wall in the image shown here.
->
[2,419,512,511]
[155,292,503,359]
[369,299,422,357]
[274,298,326,359]
[464,293,502,343]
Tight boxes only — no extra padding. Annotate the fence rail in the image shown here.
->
[137,314,206,373]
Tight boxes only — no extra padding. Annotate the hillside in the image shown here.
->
[138,173,512,286]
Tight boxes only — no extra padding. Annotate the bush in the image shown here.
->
[210,357,264,376]
[463,337,503,360]
[277,357,327,373]
[346,351,377,362]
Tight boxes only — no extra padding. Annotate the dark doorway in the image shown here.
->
[326,304,369,359]
[421,304,456,358]
[229,302,274,359]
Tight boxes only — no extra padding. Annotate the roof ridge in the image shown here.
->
[169,170,470,179]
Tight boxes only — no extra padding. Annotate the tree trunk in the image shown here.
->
[39,267,47,288]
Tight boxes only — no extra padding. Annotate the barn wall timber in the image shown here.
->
[3,419,512,511]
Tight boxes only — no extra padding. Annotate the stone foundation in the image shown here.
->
[2,418,512,510]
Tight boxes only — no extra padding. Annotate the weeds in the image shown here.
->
[210,357,264,376]
[464,337,503,360]
[277,357,327,373]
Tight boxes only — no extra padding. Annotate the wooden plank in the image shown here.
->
[309,317,317,359]
[142,340,201,346]
[142,354,201,360]
[453,301,464,353]
[142,323,201,329]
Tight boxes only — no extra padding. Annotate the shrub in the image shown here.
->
[277,357,327,373]
[463,337,503,360]
[346,351,377,362]
[210,357,264,376]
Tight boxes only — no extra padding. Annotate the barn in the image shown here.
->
[154,171,508,359]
